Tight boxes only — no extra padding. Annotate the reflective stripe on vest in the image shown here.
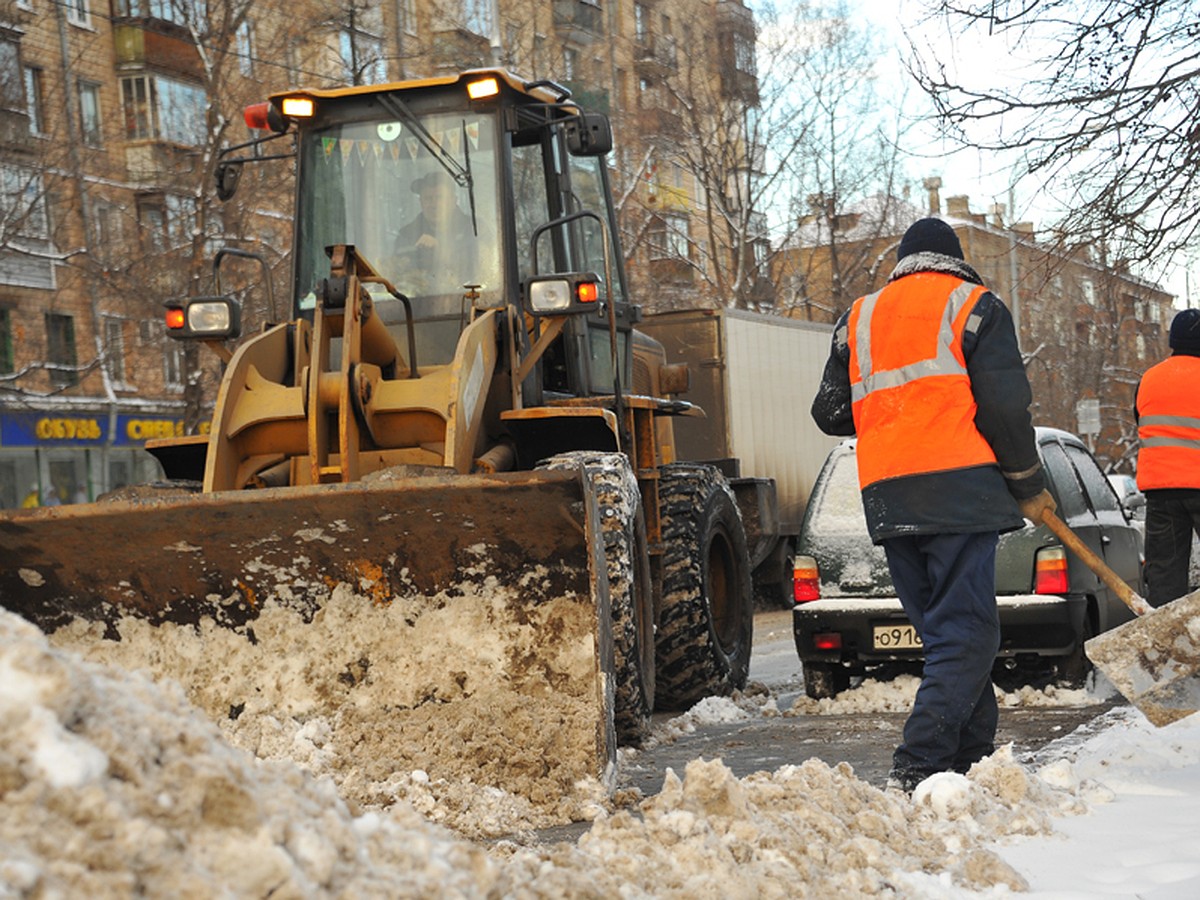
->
[848,272,996,489]
[1137,355,1200,490]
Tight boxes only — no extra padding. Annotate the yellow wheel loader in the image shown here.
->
[0,71,754,803]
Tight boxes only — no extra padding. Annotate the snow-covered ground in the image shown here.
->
[5,605,1200,898]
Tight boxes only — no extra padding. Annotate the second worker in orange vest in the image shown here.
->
[1135,308,1200,607]
[812,217,1054,794]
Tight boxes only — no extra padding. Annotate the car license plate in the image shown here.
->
[872,623,923,650]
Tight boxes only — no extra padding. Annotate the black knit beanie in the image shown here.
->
[1169,308,1200,354]
[897,217,964,262]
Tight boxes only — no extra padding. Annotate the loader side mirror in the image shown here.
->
[215,161,242,201]
[165,296,242,340]
[565,112,612,157]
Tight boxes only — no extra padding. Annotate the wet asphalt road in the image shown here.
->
[524,610,1119,845]
[620,609,1119,794]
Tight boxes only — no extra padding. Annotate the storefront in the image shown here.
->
[0,407,207,509]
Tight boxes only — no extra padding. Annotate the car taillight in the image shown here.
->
[1035,547,1070,594]
[793,555,820,603]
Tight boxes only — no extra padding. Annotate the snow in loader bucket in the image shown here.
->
[0,468,617,809]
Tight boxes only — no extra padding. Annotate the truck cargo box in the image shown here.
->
[640,309,840,590]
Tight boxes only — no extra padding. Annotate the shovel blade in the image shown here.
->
[1085,589,1200,726]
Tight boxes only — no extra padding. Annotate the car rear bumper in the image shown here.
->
[792,594,1087,666]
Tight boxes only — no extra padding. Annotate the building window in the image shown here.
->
[399,0,417,37]
[634,3,649,41]
[463,0,494,37]
[563,47,578,80]
[137,196,167,253]
[0,164,54,289]
[236,20,255,77]
[733,31,756,76]
[0,32,23,120]
[78,80,102,145]
[117,0,195,26]
[104,317,126,383]
[136,193,204,255]
[23,66,44,135]
[90,200,121,248]
[66,0,90,27]
[45,313,78,387]
[120,74,207,146]
[339,30,386,84]
[1080,278,1096,306]
[649,214,689,260]
[0,308,12,374]
[164,338,184,389]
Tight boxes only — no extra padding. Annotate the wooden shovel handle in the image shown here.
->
[1041,509,1151,616]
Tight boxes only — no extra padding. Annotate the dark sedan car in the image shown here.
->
[792,427,1145,698]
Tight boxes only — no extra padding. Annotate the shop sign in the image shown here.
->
[0,412,207,447]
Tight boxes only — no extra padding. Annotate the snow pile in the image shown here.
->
[48,578,610,838]
[0,610,498,897]
[1,608,1131,898]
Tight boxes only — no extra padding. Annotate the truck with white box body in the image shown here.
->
[640,308,841,605]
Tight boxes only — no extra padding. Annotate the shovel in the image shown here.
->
[1042,509,1200,726]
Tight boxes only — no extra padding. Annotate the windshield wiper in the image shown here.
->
[378,93,478,237]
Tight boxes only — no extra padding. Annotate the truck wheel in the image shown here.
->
[803,662,850,700]
[537,452,655,745]
[655,464,754,709]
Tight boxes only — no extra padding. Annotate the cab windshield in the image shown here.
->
[294,106,502,365]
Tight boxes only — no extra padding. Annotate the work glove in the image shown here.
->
[1018,489,1057,525]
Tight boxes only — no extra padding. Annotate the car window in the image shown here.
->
[808,449,870,535]
[1040,441,1090,520]
[1065,444,1122,516]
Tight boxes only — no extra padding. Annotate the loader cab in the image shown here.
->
[282,71,634,398]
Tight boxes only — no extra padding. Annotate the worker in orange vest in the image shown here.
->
[1135,308,1200,607]
[812,217,1055,795]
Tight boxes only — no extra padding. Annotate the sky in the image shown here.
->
[762,0,1197,306]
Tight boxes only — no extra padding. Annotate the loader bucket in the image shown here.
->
[0,468,616,809]
[1085,588,1200,727]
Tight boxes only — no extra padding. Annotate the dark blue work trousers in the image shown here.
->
[883,531,1001,779]
[1143,489,1200,607]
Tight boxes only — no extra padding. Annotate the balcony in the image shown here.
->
[635,105,683,138]
[125,142,201,183]
[113,23,203,79]
[0,109,34,151]
[554,0,604,44]
[634,34,678,76]
[715,0,759,105]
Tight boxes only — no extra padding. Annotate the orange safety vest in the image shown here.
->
[848,272,997,489]
[1136,355,1200,490]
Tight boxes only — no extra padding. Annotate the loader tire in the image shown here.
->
[536,452,655,746]
[655,464,754,710]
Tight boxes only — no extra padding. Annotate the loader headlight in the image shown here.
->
[529,279,571,312]
[165,296,242,340]
[525,274,603,316]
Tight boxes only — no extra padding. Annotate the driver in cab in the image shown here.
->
[394,171,473,287]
